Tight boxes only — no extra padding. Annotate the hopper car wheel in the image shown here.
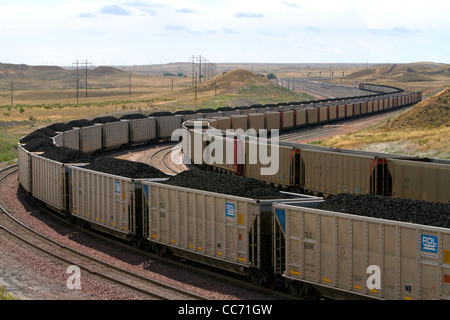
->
[132,237,144,250]
[153,243,173,259]
[287,279,318,299]
[249,270,275,288]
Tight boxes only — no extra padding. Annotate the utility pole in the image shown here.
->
[190,55,196,87]
[194,71,197,100]
[72,60,92,104]
[129,74,131,94]
[198,55,202,84]
[10,80,13,107]
[189,54,210,100]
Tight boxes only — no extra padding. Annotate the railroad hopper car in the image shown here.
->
[80,125,103,154]
[68,165,147,240]
[244,138,300,188]
[273,201,450,300]
[265,112,281,134]
[300,148,389,196]
[230,114,248,131]
[18,144,32,193]
[247,113,265,136]
[101,120,130,151]
[293,108,307,128]
[31,153,73,214]
[129,116,158,145]
[53,131,64,147]
[141,179,318,281]
[156,115,183,141]
[210,116,231,131]
[305,107,319,125]
[61,128,81,151]
[388,158,450,203]
[280,110,295,131]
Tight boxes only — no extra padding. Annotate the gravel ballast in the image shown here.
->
[315,193,450,228]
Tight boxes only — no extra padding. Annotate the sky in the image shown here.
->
[1,0,449,66]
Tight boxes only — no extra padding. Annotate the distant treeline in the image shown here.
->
[163,72,187,77]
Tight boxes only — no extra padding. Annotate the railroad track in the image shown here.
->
[0,164,18,180]
[0,169,207,300]
[149,143,185,175]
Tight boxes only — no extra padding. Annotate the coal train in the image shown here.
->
[16,83,450,300]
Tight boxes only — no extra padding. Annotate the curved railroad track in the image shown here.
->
[0,168,207,300]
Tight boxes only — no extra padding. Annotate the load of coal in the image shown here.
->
[150,111,173,117]
[46,122,73,132]
[66,119,94,128]
[83,157,168,179]
[120,113,147,120]
[20,128,56,152]
[315,194,450,228]
[174,110,196,115]
[196,108,215,113]
[41,146,93,163]
[163,170,289,200]
[216,106,233,111]
[20,130,52,143]
[22,137,55,152]
[92,116,119,123]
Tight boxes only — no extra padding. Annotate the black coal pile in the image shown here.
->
[20,130,51,143]
[196,108,215,113]
[83,158,168,179]
[92,116,119,123]
[66,119,94,128]
[41,146,93,163]
[174,110,196,115]
[120,113,147,120]
[150,111,173,117]
[36,127,57,137]
[216,107,233,111]
[22,138,55,152]
[46,122,73,132]
[315,194,450,228]
[163,170,289,200]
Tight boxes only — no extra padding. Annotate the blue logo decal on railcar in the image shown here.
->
[421,235,438,253]
[275,209,286,233]
[115,181,120,193]
[143,185,149,200]
[226,203,235,218]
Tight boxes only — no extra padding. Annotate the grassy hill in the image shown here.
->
[314,87,450,159]
[166,69,313,109]
[343,62,450,98]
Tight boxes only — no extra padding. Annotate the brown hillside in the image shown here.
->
[205,69,269,94]
[0,62,66,79]
[390,87,450,129]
